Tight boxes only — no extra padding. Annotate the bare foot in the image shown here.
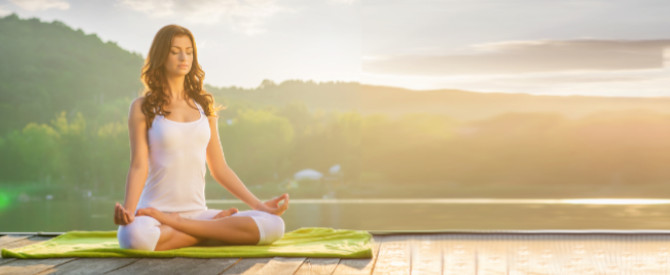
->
[137,207,180,225]
[212,207,239,219]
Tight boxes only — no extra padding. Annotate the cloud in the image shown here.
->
[116,0,174,17]
[361,67,670,98]
[328,0,357,5]
[117,0,293,36]
[0,5,11,16]
[362,39,670,97]
[364,39,670,75]
[9,0,69,11]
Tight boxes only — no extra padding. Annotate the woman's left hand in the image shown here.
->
[256,193,289,216]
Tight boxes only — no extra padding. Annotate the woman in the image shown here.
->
[113,24,289,251]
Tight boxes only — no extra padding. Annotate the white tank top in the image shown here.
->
[136,98,211,213]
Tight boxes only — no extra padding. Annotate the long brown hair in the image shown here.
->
[139,24,224,128]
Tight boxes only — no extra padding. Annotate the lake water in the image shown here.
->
[3,198,670,232]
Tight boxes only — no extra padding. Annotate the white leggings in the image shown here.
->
[117,209,285,251]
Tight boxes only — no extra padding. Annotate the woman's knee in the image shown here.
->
[241,210,285,245]
[117,216,161,251]
[261,213,285,245]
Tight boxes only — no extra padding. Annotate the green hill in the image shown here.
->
[3,12,670,137]
[0,13,144,135]
[210,81,670,121]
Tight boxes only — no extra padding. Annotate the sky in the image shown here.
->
[2,0,670,97]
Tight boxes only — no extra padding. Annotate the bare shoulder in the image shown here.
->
[129,96,146,120]
[131,96,145,109]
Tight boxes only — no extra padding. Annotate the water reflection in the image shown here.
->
[209,198,670,205]
[3,198,670,232]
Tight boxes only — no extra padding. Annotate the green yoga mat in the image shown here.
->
[1,227,373,259]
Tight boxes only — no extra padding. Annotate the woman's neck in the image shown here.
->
[165,74,187,101]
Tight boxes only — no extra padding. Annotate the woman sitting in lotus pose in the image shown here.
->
[113,24,289,251]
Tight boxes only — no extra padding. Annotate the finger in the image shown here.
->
[117,211,124,225]
[116,205,125,221]
[124,210,131,224]
[278,194,289,204]
[275,204,287,216]
[277,196,288,206]
[127,211,134,223]
[272,196,287,207]
[121,208,128,224]
[272,194,285,202]
[115,205,122,224]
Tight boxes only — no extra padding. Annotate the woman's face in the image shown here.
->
[164,35,193,77]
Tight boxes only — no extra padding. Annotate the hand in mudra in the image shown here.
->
[256,193,289,216]
[114,202,135,225]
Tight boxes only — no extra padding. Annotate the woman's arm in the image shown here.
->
[205,115,289,215]
[114,97,150,225]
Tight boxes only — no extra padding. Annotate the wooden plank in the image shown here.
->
[0,234,55,271]
[1,236,53,250]
[443,235,476,275]
[253,257,306,275]
[106,257,231,275]
[5,232,670,274]
[474,234,508,274]
[509,234,670,274]
[333,236,381,275]
[371,235,410,275]
[200,258,242,274]
[504,234,564,274]
[221,258,271,274]
[34,258,140,275]
[0,259,16,266]
[0,234,33,264]
[410,234,444,275]
[0,258,75,275]
[0,235,31,248]
[293,258,340,275]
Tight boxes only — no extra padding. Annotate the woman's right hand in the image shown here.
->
[256,193,289,216]
[114,202,135,225]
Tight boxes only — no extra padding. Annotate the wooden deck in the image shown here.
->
[2,231,670,274]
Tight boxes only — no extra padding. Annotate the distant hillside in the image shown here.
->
[2,12,670,136]
[208,82,670,121]
[0,13,144,134]
[358,85,670,120]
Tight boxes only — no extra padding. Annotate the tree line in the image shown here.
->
[2,100,669,200]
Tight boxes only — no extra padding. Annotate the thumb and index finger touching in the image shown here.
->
[115,202,135,224]
[271,194,290,212]
[271,193,289,204]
